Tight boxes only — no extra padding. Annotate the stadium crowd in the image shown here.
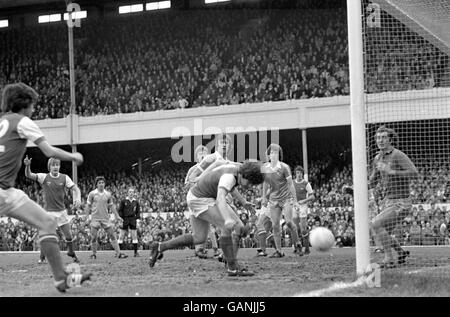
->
[1,7,448,120]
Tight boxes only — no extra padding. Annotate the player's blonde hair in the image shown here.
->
[47,157,61,171]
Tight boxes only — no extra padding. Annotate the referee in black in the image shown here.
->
[117,187,141,257]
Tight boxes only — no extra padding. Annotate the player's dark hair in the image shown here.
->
[95,176,106,186]
[376,125,398,146]
[266,143,283,161]
[1,82,38,113]
[239,160,264,185]
[294,165,304,174]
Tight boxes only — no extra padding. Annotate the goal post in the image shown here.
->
[350,0,450,277]
[347,0,371,276]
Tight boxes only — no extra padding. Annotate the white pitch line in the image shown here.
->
[405,264,450,275]
[0,250,118,255]
[293,277,366,297]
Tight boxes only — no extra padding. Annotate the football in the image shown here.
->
[309,227,335,252]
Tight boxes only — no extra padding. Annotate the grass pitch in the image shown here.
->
[1,246,450,297]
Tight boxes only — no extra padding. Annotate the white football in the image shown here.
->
[309,227,335,252]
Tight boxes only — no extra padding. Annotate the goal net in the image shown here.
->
[361,0,450,275]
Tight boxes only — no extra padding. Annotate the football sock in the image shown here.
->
[273,225,282,251]
[160,234,194,252]
[133,243,138,254]
[220,236,237,270]
[92,239,98,255]
[232,232,240,258]
[66,238,74,254]
[303,233,310,251]
[111,239,121,255]
[39,234,67,281]
[257,231,267,251]
[210,231,218,250]
[287,222,300,246]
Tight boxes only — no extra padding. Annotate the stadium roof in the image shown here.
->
[0,0,113,8]
[0,0,54,9]
[0,0,118,13]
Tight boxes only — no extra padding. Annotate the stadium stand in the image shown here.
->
[1,8,447,119]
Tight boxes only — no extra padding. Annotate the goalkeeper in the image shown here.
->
[368,126,418,268]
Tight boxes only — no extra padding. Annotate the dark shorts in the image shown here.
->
[121,218,137,230]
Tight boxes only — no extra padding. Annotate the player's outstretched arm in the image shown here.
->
[23,155,38,181]
[37,140,83,165]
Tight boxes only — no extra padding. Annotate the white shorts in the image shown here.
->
[294,204,309,218]
[0,187,30,217]
[48,210,70,227]
[187,191,216,218]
